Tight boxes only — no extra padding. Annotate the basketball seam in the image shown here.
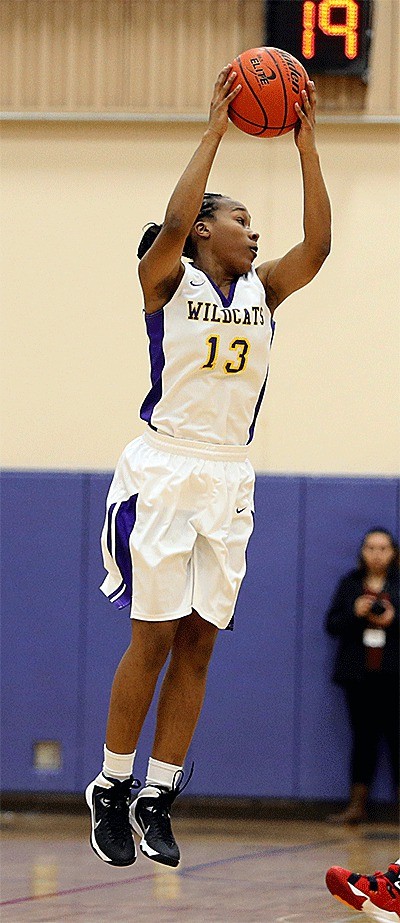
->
[229,55,269,136]
[267,48,288,137]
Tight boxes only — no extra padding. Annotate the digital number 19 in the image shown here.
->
[302,0,359,60]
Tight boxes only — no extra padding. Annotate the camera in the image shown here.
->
[370,599,386,616]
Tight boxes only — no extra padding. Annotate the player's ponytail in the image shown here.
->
[137,223,162,259]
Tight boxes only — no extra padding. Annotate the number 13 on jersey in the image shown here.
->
[202,336,251,374]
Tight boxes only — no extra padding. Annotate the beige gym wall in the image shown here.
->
[1,117,399,475]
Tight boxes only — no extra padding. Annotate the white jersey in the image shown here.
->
[140,262,275,446]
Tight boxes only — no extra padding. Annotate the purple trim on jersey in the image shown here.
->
[107,494,138,610]
[140,309,165,424]
[247,318,276,444]
[198,269,238,308]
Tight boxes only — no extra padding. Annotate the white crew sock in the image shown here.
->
[137,757,183,798]
[101,745,136,782]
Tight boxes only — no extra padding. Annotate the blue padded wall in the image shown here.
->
[1,470,399,799]
[0,472,85,791]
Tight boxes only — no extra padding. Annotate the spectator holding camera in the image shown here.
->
[325,527,399,825]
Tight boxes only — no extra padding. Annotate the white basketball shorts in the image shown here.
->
[100,428,255,630]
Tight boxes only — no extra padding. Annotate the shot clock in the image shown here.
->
[265,0,374,77]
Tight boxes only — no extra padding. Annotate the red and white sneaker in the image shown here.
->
[326,864,400,922]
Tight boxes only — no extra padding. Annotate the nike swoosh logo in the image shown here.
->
[236,507,246,514]
[94,819,101,829]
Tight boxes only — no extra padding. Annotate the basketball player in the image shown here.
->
[85,64,331,867]
[326,861,400,921]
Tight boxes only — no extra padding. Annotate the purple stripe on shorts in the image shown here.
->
[106,502,116,555]
[108,579,125,602]
[108,494,138,610]
[109,585,131,609]
[247,319,276,444]
[140,309,165,424]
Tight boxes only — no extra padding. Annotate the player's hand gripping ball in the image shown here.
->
[228,47,309,138]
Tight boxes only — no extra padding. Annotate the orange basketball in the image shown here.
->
[228,46,309,138]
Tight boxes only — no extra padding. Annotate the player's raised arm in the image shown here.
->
[138,66,241,313]
[257,80,331,314]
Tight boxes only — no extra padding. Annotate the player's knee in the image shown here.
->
[191,647,214,677]
[146,643,170,675]
[129,621,176,674]
[177,632,217,674]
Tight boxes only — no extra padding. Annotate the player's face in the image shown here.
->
[361,532,395,575]
[210,200,259,273]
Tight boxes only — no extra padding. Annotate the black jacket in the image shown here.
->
[325,570,399,686]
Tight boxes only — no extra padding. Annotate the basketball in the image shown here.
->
[228,46,309,138]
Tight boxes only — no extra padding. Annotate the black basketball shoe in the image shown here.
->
[129,765,193,867]
[85,773,140,867]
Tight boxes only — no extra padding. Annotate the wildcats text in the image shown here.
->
[187,300,265,326]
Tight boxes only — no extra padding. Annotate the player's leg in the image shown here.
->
[130,610,218,866]
[87,436,200,866]
[152,610,219,762]
[325,861,400,921]
[86,618,178,866]
[105,618,179,752]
